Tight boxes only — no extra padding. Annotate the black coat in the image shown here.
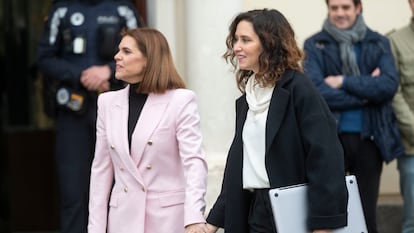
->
[207,70,348,232]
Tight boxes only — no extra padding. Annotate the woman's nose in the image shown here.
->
[233,43,241,52]
[114,52,120,60]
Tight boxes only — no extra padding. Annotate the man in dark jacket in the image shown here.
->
[303,0,403,232]
[36,1,141,233]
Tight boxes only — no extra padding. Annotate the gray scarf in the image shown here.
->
[323,15,367,76]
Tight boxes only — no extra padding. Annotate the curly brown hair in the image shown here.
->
[224,9,304,92]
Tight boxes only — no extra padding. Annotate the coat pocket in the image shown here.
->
[371,103,405,163]
[157,190,185,207]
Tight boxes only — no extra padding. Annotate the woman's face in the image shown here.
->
[114,35,147,84]
[233,20,263,73]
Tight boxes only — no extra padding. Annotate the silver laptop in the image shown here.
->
[268,175,367,233]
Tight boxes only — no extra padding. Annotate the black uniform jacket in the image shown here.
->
[206,69,348,232]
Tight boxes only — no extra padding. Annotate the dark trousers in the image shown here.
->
[248,189,277,233]
[55,107,97,233]
[339,133,383,233]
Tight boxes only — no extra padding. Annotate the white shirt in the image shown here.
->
[242,76,274,189]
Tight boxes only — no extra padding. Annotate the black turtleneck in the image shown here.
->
[128,83,148,150]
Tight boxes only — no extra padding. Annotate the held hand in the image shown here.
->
[206,223,218,233]
[324,75,343,89]
[185,223,209,233]
[80,65,111,91]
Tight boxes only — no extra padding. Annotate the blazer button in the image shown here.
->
[141,187,146,192]
[124,187,128,193]
[147,140,153,145]
[146,164,152,170]
[110,145,115,149]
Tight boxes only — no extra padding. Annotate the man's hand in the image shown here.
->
[80,65,111,92]
[324,75,344,89]
[371,67,380,77]
[98,81,110,93]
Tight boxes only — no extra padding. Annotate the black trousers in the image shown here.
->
[339,133,383,233]
[248,189,277,233]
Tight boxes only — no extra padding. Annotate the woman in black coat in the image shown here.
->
[206,9,348,233]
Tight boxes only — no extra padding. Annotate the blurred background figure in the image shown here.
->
[36,0,141,232]
[388,0,414,232]
[303,0,404,233]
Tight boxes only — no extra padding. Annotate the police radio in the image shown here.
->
[98,23,121,60]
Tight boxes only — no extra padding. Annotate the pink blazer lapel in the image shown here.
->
[130,92,171,165]
[110,86,146,185]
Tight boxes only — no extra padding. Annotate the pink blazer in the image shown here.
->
[88,85,208,233]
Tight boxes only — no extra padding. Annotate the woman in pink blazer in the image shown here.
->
[88,28,208,233]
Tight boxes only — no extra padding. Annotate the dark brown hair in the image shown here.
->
[224,8,304,92]
[122,28,185,94]
[325,0,361,6]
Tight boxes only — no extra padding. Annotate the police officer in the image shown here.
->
[36,1,141,232]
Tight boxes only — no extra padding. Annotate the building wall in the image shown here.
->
[146,0,412,195]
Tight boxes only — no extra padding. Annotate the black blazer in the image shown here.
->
[207,70,348,232]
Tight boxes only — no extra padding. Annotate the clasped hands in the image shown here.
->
[185,223,331,233]
[185,223,332,233]
[80,65,111,92]
[185,223,217,233]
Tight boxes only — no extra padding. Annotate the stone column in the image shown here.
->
[184,0,242,165]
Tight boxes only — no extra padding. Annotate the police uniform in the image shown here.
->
[36,1,140,232]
